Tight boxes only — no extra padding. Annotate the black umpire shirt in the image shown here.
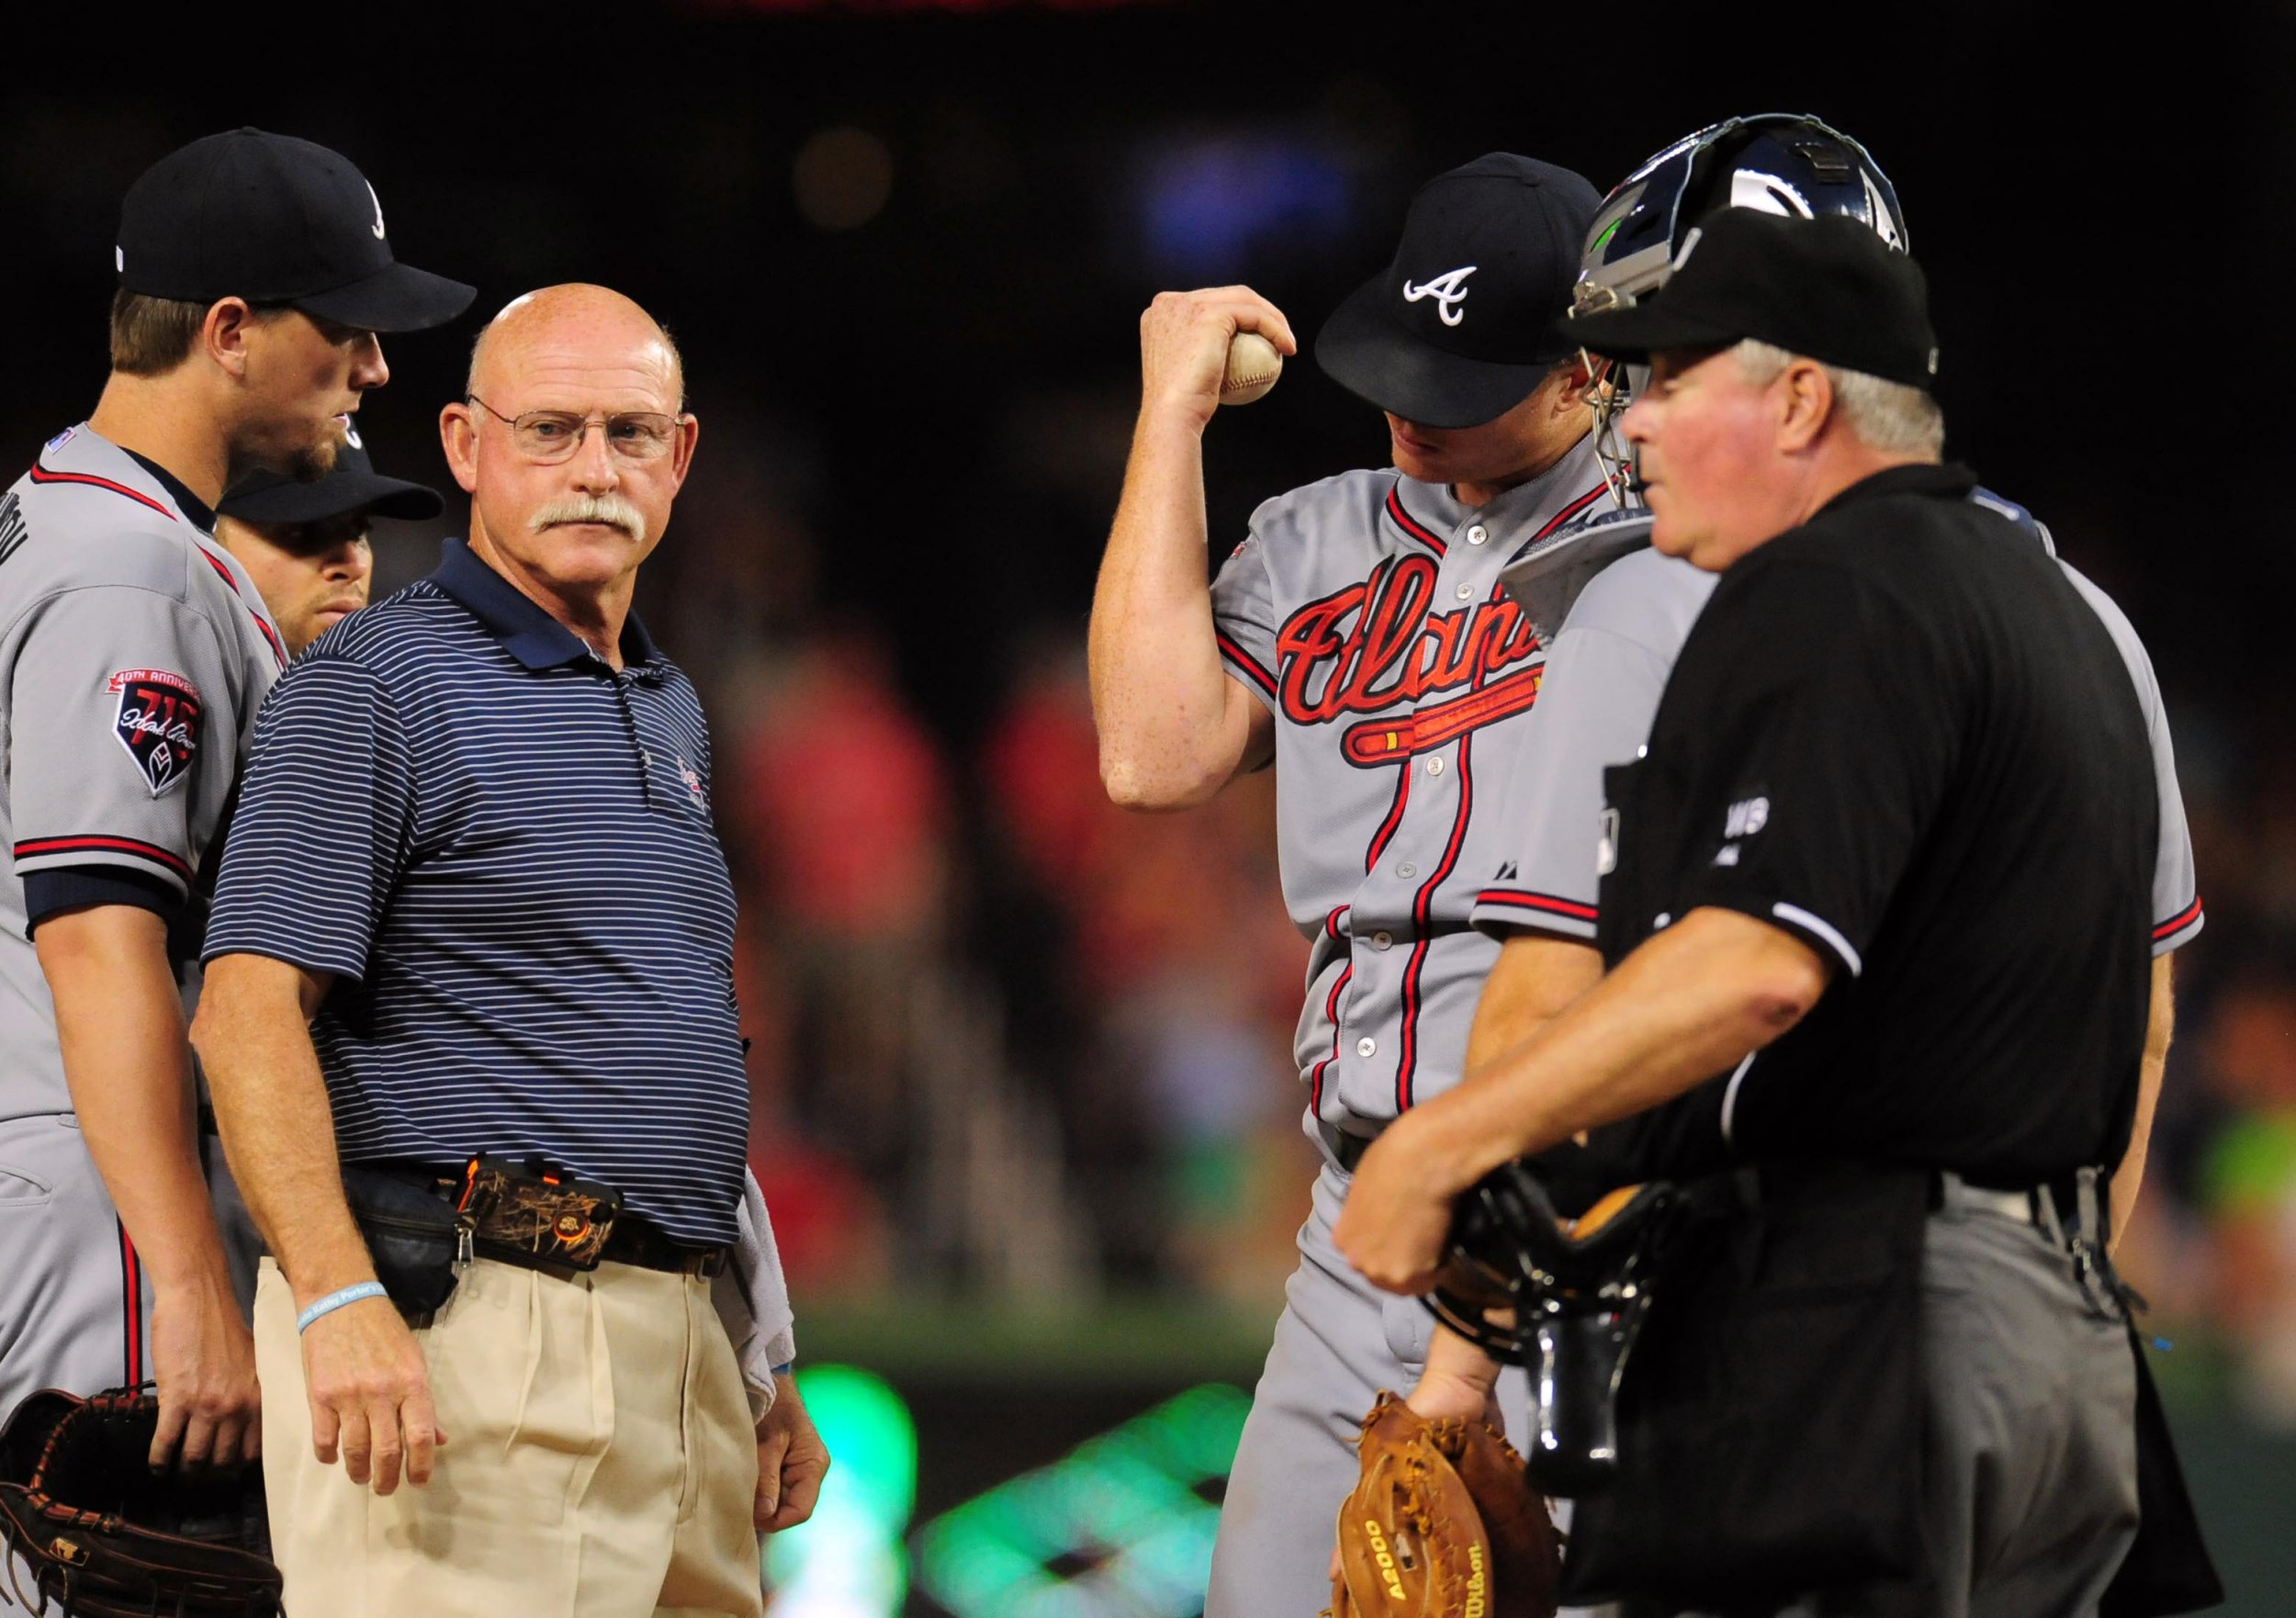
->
[1592,463,2157,1190]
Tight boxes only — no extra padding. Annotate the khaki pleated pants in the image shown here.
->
[254,1255,762,1618]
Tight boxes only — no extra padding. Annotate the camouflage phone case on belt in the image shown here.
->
[457,1156,625,1271]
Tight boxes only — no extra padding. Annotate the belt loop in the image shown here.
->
[2073,1165,2103,1247]
[2030,1181,2068,1248]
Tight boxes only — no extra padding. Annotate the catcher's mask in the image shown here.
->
[1571,113,1909,509]
[1424,1162,1674,1497]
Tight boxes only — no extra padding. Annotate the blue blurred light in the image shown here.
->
[1136,138,1355,280]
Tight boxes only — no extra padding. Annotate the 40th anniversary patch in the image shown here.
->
[107,668,203,796]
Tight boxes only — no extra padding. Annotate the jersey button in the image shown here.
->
[1425,757,1446,777]
[1467,524,1489,545]
[1356,1037,1378,1058]
[1455,583,1474,600]
[1395,861,1416,879]
[1371,931,1393,950]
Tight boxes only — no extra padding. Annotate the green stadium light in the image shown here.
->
[763,1365,918,1616]
[916,1384,1250,1618]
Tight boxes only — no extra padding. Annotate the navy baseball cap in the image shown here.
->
[219,429,444,525]
[117,129,475,333]
[1560,208,1940,391]
[1316,154,1602,429]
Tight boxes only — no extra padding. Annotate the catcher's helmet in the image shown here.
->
[1574,113,1907,319]
[1573,115,1908,504]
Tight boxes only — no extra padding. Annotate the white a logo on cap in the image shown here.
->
[343,421,365,450]
[1402,265,1477,327]
[366,180,387,241]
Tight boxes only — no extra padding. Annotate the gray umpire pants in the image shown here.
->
[1674,1179,2141,1618]
[1208,1159,1597,1618]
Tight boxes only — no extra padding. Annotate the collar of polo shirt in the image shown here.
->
[430,538,666,673]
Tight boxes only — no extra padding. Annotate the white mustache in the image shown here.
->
[530,493,647,545]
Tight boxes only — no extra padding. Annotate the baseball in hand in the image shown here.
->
[1221,331,1283,407]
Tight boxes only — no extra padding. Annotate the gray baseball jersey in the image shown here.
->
[1204,434,1611,1618]
[1470,499,2204,956]
[0,423,283,1418]
[1211,433,1611,1138]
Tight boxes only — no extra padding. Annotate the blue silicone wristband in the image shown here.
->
[296,1281,389,1333]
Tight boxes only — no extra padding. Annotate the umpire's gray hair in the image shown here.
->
[1734,340,1944,459]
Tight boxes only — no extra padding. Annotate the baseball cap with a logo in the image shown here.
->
[116,128,475,333]
[1315,153,1603,429]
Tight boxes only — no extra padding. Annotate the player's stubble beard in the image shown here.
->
[225,415,346,491]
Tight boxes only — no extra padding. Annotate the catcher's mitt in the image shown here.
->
[0,1388,280,1618]
[1325,1392,1560,1618]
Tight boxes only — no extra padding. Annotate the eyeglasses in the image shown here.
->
[465,394,682,464]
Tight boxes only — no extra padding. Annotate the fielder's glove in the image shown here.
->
[0,1388,280,1618]
[1325,1391,1560,1618]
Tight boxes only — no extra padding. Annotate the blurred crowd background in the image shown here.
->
[6,1,2295,1601]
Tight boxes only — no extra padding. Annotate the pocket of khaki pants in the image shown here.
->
[418,1262,598,1527]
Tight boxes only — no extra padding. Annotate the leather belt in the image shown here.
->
[356,1161,727,1278]
[599,1211,727,1277]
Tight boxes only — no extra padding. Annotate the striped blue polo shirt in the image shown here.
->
[203,539,748,1245]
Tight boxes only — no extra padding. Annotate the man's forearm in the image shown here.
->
[192,956,373,1308]
[1417,908,1828,1191]
[1086,403,1251,807]
[2110,953,2176,1248]
[1461,935,1606,1076]
[38,905,233,1290]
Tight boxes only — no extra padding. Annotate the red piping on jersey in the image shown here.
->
[15,834,194,881]
[1394,728,1477,1111]
[1309,961,1354,1120]
[1324,905,1349,940]
[1215,631,1278,698]
[195,546,288,667]
[1364,765,1412,873]
[28,464,178,521]
[1393,569,1541,1111]
[1525,484,1610,545]
[118,1223,144,1387]
[2152,895,2203,941]
[1475,888,1599,922]
[1385,484,1446,556]
[28,458,287,669]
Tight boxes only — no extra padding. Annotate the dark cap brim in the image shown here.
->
[219,467,445,524]
[1314,275,1565,430]
[1558,299,1748,365]
[295,260,477,334]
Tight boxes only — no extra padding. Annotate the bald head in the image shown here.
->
[467,284,684,413]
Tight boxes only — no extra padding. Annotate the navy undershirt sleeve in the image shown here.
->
[23,866,183,935]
